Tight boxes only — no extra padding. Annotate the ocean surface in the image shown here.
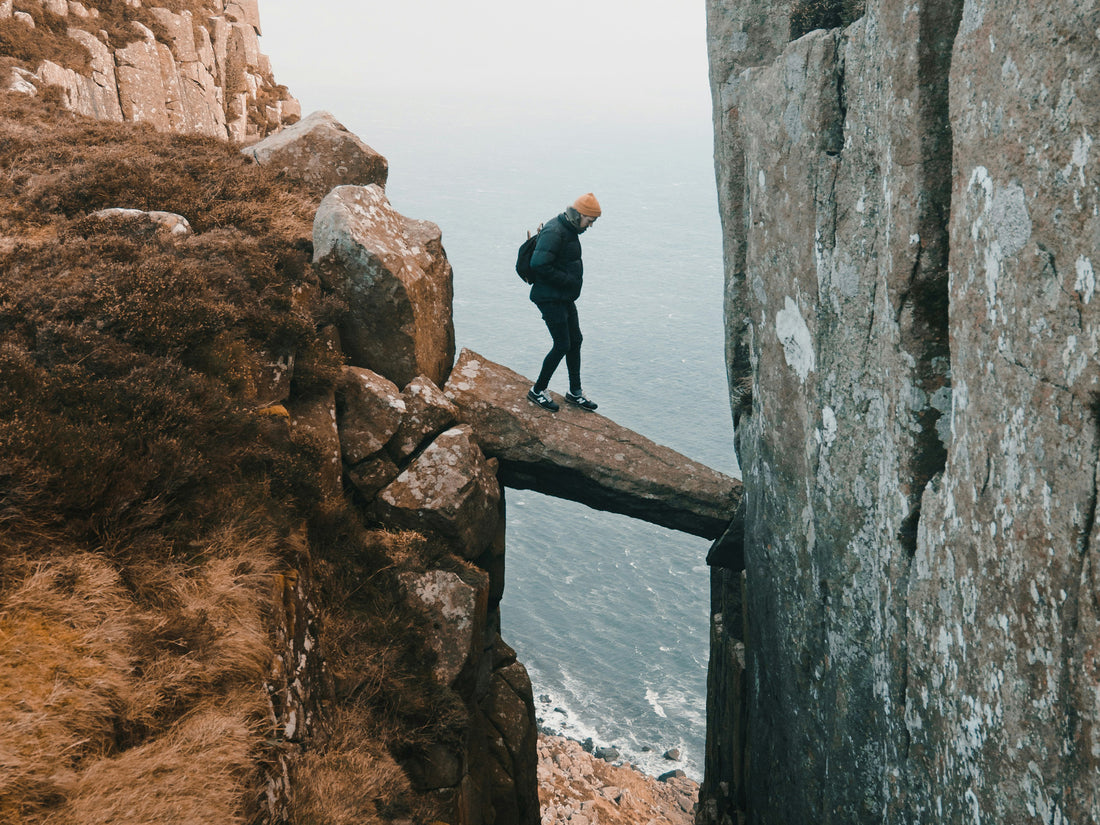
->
[329,99,737,781]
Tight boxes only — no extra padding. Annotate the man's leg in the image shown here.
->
[564,302,583,393]
[533,302,571,392]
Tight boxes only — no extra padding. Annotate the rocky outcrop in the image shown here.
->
[538,734,698,825]
[443,348,742,540]
[244,110,389,199]
[324,362,536,821]
[2,0,299,142]
[705,0,1099,822]
[313,185,455,389]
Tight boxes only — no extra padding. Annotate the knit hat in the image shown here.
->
[572,193,602,218]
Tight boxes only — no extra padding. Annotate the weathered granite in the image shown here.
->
[443,349,741,540]
[312,185,455,389]
[245,110,389,199]
[372,425,501,560]
[335,366,405,466]
[704,0,1100,822]
[388,375,460,463]
[401,568,489,688]
[1,1,296,141]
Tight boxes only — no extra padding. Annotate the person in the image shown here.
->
[525,192,602,412]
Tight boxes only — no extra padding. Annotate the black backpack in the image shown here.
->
[515,224,543,284]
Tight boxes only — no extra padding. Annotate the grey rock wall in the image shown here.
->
[3,0,299,142]
[704,0,1099,822]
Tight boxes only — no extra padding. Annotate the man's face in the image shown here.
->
[579,215,598,232]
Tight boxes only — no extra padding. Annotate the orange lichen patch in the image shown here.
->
[257,404,290,417]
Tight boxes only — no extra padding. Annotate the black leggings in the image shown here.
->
[533,300,582,393]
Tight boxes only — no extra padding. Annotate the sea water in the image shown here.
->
[330,99,737,781]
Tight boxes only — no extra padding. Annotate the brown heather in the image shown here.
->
[0,92,455,824]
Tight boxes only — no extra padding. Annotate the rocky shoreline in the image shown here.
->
[537,734,697,825]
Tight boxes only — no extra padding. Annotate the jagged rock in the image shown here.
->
[373,425,500,559]
[1,1,13,20]
[347,453,400,501]
[335,366,405,466]
[89,208,192,238]
[312,185,455,388]
[245,110,389,199]
[401,568,489,687]
[443,349,740,539]
[387,375,459,463]
[13,10,32,26]
[482,659,540,822]
[287,392,341,501]
[224,0,261,33]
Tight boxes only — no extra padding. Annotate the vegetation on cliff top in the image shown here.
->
[0,92,459,824]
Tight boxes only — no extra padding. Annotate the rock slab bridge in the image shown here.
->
[444,349,741,541]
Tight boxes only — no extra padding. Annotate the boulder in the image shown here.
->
[443,349,740,539]
[346,454,400,501]
[313,185,455,388]
[89,208,192,238]
[387,375,459,463]
[244,110,389,199]
[594,747,620,763]
[334,366,405,466]
[372,425,500,559]
[401,568,489,687]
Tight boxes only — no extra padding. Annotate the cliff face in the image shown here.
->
[2,0,298,142]
[704,0,1099,821]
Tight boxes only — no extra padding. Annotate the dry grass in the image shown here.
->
[41,700,266,825]
[0,92,470,824]
[0,92,333,823]
[0,532,279,825]
[288,707,443,825]
[789,0,865,39]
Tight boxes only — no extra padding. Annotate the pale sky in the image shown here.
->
[257,1,713,124]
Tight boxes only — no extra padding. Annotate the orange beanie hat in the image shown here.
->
[573,193,602,218]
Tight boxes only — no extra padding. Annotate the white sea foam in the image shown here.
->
[646,688,668,718]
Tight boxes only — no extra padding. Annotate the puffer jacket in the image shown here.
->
[528,212,583,303]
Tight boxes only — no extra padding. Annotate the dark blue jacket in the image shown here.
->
[528,213,583,303]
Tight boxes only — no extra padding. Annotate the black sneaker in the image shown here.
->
[565,390,598,411]
[527,387,559,411]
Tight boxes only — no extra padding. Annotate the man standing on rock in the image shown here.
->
[526,193,602,413]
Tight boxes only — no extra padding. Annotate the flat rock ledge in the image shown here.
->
[443,349,741,539]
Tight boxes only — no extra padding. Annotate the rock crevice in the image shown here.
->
[706,0,1100,820]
